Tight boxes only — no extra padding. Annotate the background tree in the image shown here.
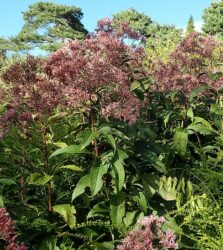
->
[14,2,88,52]
[113,8,182,64]
[186,15,195,35]
[202,0,223,38]
[113,8,153,38]
[145,24,182,65]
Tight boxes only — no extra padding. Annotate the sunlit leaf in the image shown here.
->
[173,128,188,157]
[28,173,53,186]
[52,204,76,229]
[59,165,83,172]
[50,145,88,158]
[72,174,90,201]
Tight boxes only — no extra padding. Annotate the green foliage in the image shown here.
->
[0,10,222,249]
[145,24,182,64]
[38,237,60,250]
[203,1,223,37]
[113,8,153,38]
[171,195,223,249]
[173,128,188,157]
[52,204,76,229]
[185,15,195,35]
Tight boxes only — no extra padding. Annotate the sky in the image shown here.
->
[0,0,212,38]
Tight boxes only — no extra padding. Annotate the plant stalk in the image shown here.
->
[41,125,52,212]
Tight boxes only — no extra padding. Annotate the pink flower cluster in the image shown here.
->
[117,215,178,250]
[0,208,27,250]
[152,32,223,94]
[1,56,63,117]
[0,55,65,137]
[44,26,145,123]
[0,18,145,132]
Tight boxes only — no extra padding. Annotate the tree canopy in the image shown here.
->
[14,2,88,52]
[202,1,223,37]
[145,24,183,64]
[113,8,153,38]
[186,15,195,35]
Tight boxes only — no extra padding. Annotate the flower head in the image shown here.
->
[151,32,223,94]
[44,26,145,123]
[0,208,27,250]
[117,215,178,250]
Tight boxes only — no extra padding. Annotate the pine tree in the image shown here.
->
[12,2,88,52]
[186,15,195,35]
[202,1,223,37]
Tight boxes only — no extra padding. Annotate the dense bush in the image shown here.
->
[0,15,222,250]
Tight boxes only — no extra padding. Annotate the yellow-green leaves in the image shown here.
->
[28,173,53,186]
[52,204,76,229]
[173,128,188,157]
[50,145,88,158]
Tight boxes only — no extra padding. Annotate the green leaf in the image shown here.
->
[142,174,159,200]
[162,216,182,234]
[50,145,88,158]
[113,160,125,193]
[173,128,188,157]
[187,124,212,135]
[59,165,83,172]
[145,152,167,173]
[208,72,223,81]
[117,149,128,161]
[164,112,174,127]
[187,116,214,135]
[99,125,111,133]
[53,142,68,148]
[48,112,67,122]
[52,204,76,229]
[131,187,148,213]
[94,242,114,250]
[110,192,125,226]
[38,237,60,250]
[189,84,208,102]
[90,163,108,197]
[87,201,109,219]
[136,191,147,213]
[130,80,141,91]
[186,107,194,120]
[158,176,178,201]
[0,178,16,185]
[28,173,53,186]
[170,91,178,102]
[72,174,90,201]
[193,117,213,129]
[80,129,99,150]
[104,134,116,150]
[0,196,4,207]
[210,103,223,116]
[123,211,138,228]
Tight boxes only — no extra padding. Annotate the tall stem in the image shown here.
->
[19,156,26,204]
[90,109,99,158]
[19,171,24,204]
[41,126,52,212]
[220,95,223,130]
